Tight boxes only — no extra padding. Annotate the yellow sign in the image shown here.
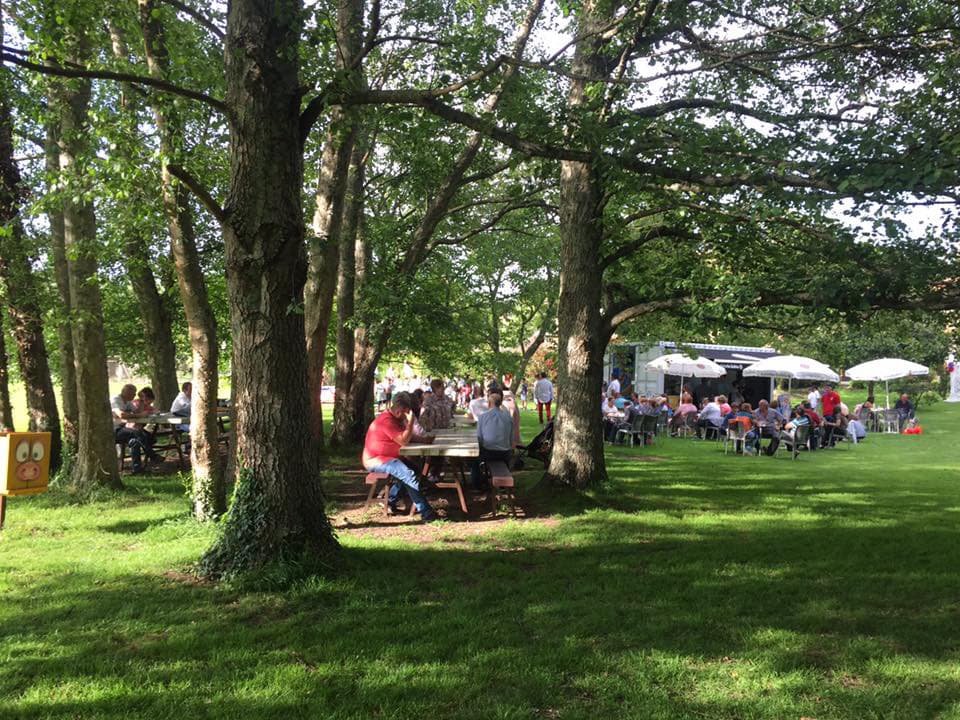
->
[0,432,51,496]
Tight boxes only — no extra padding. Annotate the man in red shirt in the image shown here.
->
[362,392,436,521]
[819,384,842,446]
[821,385,841,419]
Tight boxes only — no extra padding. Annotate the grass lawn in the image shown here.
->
[2,401,959,718]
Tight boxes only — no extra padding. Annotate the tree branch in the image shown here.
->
[160,0,225,40]
[1,50,228,115]
[166,164,226,225]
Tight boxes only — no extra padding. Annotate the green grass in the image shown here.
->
[2,403,960,718]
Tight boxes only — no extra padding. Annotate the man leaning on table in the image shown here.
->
[111,384,160,474]
[362,391,437,522]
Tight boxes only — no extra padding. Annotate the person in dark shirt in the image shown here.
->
[894,393,915,430]
[802,401,822,450]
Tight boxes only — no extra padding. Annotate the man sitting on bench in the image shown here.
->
[362,391,437,522]
[471,385,514,491]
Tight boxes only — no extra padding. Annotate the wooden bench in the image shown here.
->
[116,428,186,473]
[486,460,516,517]
[363,472,415,515]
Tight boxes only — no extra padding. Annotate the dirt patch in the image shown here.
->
[162,569,213,587]
[327,466,561,543]
[622,455,668,462]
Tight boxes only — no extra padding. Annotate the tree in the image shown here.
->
[0,1,62,470]
[199,0,337,577]
[0,310,13,430]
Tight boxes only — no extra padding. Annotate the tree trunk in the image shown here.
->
[0,46,62,471]
[45,120,78,446]
[125,238,180,408]
[330,141,365,446]
[867,380,875,399]
[544,1,610,489]
[200,0,337,578]
[55,63,122,491]
[139,0,224,519]
[304,0,364,447]
[0,312,13,431]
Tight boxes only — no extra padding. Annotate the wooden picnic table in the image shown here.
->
[399,423,477,513]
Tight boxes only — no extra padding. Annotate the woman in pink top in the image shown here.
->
[717,394,732,416]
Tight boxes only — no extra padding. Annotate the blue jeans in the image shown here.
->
[367,459,434,518]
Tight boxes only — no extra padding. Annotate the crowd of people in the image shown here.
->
[601,382,917,456]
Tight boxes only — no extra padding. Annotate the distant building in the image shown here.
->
[604,341,780,405]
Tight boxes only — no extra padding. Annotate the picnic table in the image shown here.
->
[121,410,234,471]
[399,424,477,513]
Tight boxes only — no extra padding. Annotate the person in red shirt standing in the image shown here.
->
[821,384,841,419]
[362,392,437,521]
[820,384,842,446]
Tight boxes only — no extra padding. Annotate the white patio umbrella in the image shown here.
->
[742,355,839,396]
[846,357,928,408]
[645,353,726,400]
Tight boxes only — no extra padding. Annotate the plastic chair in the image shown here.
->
[723,423,749,455]
[640,414,659,445]
[778,425,810,459]
[616,415,644,447]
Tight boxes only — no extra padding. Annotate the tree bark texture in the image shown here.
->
[330,141,365,446]
[139,0,224,519]
[304,0,364,447]
[0,312,13,431]
[45,120,78,446]
[0,51,63,470]
[56,70,122,491]
[544,1,610,489]
[201,0,337,578]
[125,237,180,409]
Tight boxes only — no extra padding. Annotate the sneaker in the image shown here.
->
[130,465,144,475]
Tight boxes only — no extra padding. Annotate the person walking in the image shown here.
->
[534,372,554,424]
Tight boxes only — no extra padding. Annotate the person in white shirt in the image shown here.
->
[807,386,821,414]
[696,397,723,439]
[607,376,621,397]
[468,389,490,421]
[534,372,554,424]
[171,381,192,416]
[170,381,192,433]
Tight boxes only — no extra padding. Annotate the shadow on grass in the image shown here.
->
[4,512,960,719]
[100,514,187,535]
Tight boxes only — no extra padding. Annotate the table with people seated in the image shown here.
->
[121,409,235,470]
[398,425,478,513]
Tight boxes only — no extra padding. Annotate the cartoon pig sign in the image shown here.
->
[1,432,51,497]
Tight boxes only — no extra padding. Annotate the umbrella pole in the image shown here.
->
[885,380,890,410]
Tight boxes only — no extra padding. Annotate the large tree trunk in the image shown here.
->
[0,312,13,431]
[304,0,364,447]
[56,68,122,492]
[125,238,179,408]
[200,0,337,578]
[330,141,365,446]
[544,1,610,489]
[139,0,224,520]
[45,120,78,446]
[0,45,63,471]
